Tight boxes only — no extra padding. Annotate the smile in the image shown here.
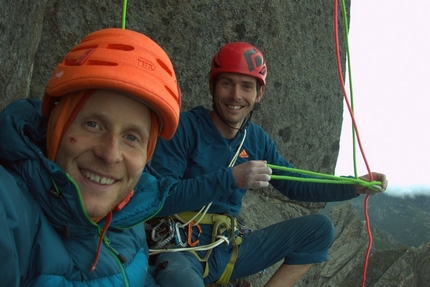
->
[81,170,115,185]
[227,105,243,110]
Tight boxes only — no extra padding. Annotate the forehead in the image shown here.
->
[79,90,151,126]
[217,73,257,85]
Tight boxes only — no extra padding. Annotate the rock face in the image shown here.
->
[2,0,347,179]
[236,196,430,287]
[0,0,48,110]
[1,1,428,286]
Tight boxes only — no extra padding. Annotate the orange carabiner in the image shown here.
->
[187,220,202,247]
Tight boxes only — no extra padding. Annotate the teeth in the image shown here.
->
[82,170,115,185]
[228,105,241,110]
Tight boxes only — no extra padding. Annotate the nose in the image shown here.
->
[93,133,123,164]
[229,84,242,101]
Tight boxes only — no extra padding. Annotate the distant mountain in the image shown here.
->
[322,193,430,247]
[206,191,430,287]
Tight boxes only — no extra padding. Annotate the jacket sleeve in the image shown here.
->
[263,137,358,202]
[0,196,20,287]
[154,167,237,216]
[147,114,237,216]
[0,167,40,286]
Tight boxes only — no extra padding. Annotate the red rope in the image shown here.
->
[333,1,374,286]
[362,195,372,286]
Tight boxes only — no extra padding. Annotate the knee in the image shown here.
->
[287,214,335,264]
[153,253,204,287]
[308,214,335,247]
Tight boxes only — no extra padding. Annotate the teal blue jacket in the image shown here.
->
[148,106,358,218]
[0,99,167,286]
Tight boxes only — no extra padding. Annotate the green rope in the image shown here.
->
[340,0,358,178]
[121,0,128,29]
[267,164,382,192]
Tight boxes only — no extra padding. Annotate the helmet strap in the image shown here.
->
[212,103,253,140]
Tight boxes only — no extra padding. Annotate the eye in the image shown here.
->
[219,80,232,87]
[85,121,99,129]
[125,134,139,142]
[243,83,254,90]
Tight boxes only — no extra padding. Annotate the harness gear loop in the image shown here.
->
[216,234,240,285]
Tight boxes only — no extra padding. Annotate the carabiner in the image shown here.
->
[187,220,202,247]
[174,222,187,247]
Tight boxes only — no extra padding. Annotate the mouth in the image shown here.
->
[226,105,243,110]
[81,169,116,185]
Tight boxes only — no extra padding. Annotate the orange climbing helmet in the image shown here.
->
[209,42,267,86]
[43,28,181,140]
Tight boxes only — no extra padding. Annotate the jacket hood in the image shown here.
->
[0,99,167,232]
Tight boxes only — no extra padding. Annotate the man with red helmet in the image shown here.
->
[147,41,387,287]
[0,28,180,286]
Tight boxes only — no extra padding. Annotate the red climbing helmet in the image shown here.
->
[43,28,181,140]
[209,42,267,86]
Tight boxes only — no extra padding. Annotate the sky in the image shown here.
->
[334,0,430,197]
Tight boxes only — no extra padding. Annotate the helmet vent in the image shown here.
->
[260,66,267,76]
[164,85,180,102]
[213,56,221,68]
[63,58,117,66]
[86,60,118,66]
[71,45,98,52]
[106,44,135,51]
[156,59,173,77]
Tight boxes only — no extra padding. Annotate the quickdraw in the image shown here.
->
[146,218,176,249]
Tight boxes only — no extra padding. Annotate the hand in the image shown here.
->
[232,160,272,189]
[354,172,388,195]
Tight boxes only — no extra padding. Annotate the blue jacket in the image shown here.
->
[149,106,358,217]
[0,99,168,286]
[146,106,360,283]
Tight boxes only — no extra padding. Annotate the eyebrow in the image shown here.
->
[88,112,150,135]
[219,76,256,86]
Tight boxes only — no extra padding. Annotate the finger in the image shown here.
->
[247,174,271,189]
[256,167,272,175]
[255,174,271,182]
[255,180,270,188]
[247,174,270,185]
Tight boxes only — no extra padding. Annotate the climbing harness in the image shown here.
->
[175,211,242,282]
[148,130,248,285]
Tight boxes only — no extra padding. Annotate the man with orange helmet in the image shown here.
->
[0,28,180,286]
[147,42,387,286]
